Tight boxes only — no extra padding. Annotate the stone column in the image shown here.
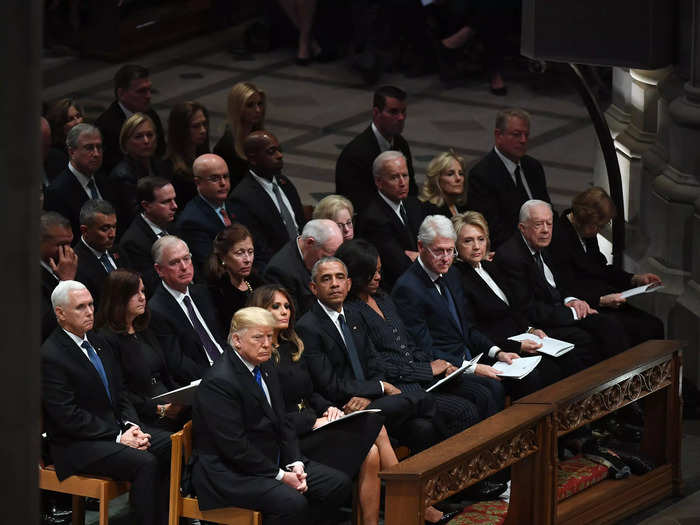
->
[0,1,42,523]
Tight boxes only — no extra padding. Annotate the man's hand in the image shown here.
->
[343,397,372,413]
[496,351,519,364]
[599,293,626,308]
[120,426,150,450]
[485,251,496,261]
[281,470,308,493]
[430,359,451,376]
[475,364,503,380]
[323,406,344,421]
[404,250,419,261]
[520,339,542,354]
[531,329,547,339]
[444,364,459,376]
[565,299,597,318]
[631,273,661,286]
[49,244,78,281]
[313,417,329,429]
[382,382,402,395]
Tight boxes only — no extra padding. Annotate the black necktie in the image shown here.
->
[183,295,221,364]
[514,166,529,202]
[272,181,298,240]
[533,252,561,302]
[436,276,465,339]
[399,201,408,226]
[99,253,115,273]
[86,178,99,200]
[338,314,365,380]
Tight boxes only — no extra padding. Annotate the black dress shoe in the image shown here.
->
[465,479,508,500]
[426,509,461,525]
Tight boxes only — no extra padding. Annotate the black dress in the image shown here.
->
[207,271,264,336]
[161,158,198,210]
[275,340,384,478]
[212,126,249,190]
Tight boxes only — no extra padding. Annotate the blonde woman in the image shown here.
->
[419,150,467,217]
[312,194,354,241]
[213,82,266,188]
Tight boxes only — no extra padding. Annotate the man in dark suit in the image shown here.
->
[41,280,171,525]
[228,131,305,270]
[94,64,166,173]
[297,257,445,452]
[119,177,178,296]
[192,307,351,525]
[75,200,119,308]
[45,124,113,240]
[357,150,426,289]
[148,235,226,384]
[175,153,235,270]
[335,85,417,210]
[494,200,630,365]
[467,108,551,249]
[263,219,343,315]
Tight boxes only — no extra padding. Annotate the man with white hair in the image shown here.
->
[148,235,226,383]
[41,280,171,525]
[264,219,344,315]
[357,150,427,289]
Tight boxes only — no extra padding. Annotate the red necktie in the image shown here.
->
[220,207,232,227]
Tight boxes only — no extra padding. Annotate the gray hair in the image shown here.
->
[372,150,406,181]
[51,280,88,309]
[418,215,457,245]
[79,199,116,227]
[40,211,71,239]
[310,256,348,282]
[66,123,101,150]
[152,235,188,265]
[519,199,552,224]
[495,108,531,131]
[301,219,341,246]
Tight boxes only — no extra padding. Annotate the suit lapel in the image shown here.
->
[57,330,115,407]
[231,351,278,425]
[376,195,413,247]
[314,303,346,352]
[414,263,462,332]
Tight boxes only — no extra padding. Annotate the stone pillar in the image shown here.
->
[0,1,42,523]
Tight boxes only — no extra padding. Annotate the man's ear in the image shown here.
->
[54,305,65,323]
[79,224,88,236]
[154,262,163,279]
[309,280,318,297]
[517,223,526,235]
[231,332,241,349]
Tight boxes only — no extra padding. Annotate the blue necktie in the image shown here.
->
[81,340,111,402]
[252,366,271,406]
[338,314,365,380]
[436,277,471,359]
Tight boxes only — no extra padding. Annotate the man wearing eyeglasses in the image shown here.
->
[175,154,236,272]
[466,108,552,249]
[45,123,113,241]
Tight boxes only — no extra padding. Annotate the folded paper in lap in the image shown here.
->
[492,356,541,379]
[426,353,483,392]
[152,379,201,405]
[508,333,574,357]
[619,282,664,299]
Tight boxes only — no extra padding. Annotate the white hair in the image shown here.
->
[418,215,456,245]
[301,219,341,246]
[519,200,552,224]
[51,280,88,309]
[151,235,188,265]
[372,150,406,181]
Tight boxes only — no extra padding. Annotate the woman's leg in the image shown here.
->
[357,444,381,525]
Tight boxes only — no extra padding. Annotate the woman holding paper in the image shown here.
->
[248,284,453,525]
[96,269,188,431]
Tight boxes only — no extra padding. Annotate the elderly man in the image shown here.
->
[74,200,119,307]
[494,200,630,365]
[336,86,417,210]
[45,123,113,240]
[175,154,235,270]
[228,130,306,269]
[148,235,226,384]
[41,280,171,525]
[95,64,166,173]
[467,109,552,249]
[119,176,178,296]
[192,307,351,525]
[264,219,344,315]
[357,150,426,289]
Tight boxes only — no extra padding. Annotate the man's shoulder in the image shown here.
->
[392,261,423,291]
[46,168,75,194]
[338,126,376,160]
[228,173,258,200]
[296,305,322,330]
[266,240,300,268]
[470,149,503,176]
[176,196,210,224]
[495,234,527,264]
[521,154,544,171]
[95,101,123,127]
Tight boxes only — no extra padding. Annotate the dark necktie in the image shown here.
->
[219,207,232,227]
[436,276,465,339]
[99,253,115,273]
[338,314,365,380]
[272,181,298,239]
[533,252,561,302]
[182,295,221,364]
[252,366,270,405]
[513,166,529,202]
[399,201,408,226]
[81,340,111,402]
[86,178,99,200]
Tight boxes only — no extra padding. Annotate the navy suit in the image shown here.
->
[74,240,120,308]
[118,214,163,296]
[263,239,314,316]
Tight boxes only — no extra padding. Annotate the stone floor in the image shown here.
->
[41,25,700,525]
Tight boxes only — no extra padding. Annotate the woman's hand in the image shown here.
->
[312,417,329,429]
[323,406,344,422]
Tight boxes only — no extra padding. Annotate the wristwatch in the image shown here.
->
[159,405,166,418]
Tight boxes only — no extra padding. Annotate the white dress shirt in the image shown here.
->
[377,190,405,224]
[371,122,393,151]
[118,101,135,119]
[81,236,117,271]
[68,162,102,200]
[494,146,533,199]
[249,170,299,231]
[474,263,509,305]
[41,260,60,281]
[141,213,167,237]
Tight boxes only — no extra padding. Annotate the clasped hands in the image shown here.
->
[282,464,308,493]
[119,425,151,450]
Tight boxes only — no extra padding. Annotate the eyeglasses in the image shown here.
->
[201,174,229,183]
[425,246,457,259]
[336,219,353,231]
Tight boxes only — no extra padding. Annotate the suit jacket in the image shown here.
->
[192,346,302,510]
[228,173,305,270]
[44,168,113,241]
[118,214,161,296]
[262,239,314,316]
[549,211,633,307]
[493,233,576,328]
[74,240,120,308]
[41,266,60,342]
[335,125,417,210]
[296,301,384,405]
[94,101,166,174]
[467,150,551,248]
[357,193,425,289]
[41,328,140,480]
[175,195,236,271]
[148,283,225,385]
[391,260,495,366]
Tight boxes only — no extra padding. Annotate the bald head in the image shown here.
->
[193,153,230,205]
[244,130,283,178]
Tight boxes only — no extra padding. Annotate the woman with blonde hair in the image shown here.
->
[213,82,266,188]
[419,150,467,217]
[312,194,354,242]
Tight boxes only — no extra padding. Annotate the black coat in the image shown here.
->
[335,125,417,210]
[118,214,162,296]
[212,126,249,190]
[41,266,60,342]
[467,150,551,249]
[263,239,314,316]
[74,240,120,308]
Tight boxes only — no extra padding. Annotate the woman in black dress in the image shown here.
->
[44,98,84,181]
[95,268,187,431]
[248,285,448,525]
[205,223,264,334]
